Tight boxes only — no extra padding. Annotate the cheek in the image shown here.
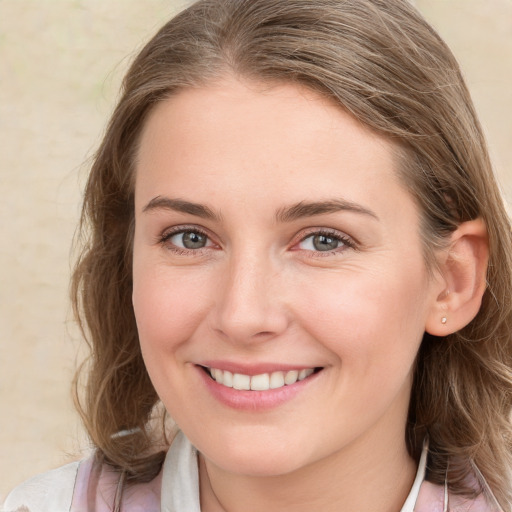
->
[132,263,211,357]
[292,264,429,372]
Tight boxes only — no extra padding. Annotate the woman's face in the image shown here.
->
[132,77,442,477]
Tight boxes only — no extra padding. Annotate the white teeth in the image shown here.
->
[298,368,314,381]
[284,370,299,385]
[233,373,251,390]
[250,373,270,390]
[208,367,316,391]
[223,370,233,388]
[269,371,285,389]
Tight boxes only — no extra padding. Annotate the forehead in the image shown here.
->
[139,78,387,155]
[134,77,414,222]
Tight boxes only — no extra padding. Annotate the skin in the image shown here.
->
[132,77,447,512]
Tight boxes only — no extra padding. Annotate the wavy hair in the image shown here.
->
[72,0,512,507]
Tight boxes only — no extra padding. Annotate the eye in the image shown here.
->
[296,230,354,253]
[161,228,214,251]
[173,231,208,249]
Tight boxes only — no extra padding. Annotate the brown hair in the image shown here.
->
[72,0,512,507]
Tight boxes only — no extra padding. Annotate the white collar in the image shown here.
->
[161,431,201,512]
[400,438,431,512]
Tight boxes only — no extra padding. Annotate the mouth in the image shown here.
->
[201,366,322,391]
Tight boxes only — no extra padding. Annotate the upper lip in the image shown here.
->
[197,361,322,376]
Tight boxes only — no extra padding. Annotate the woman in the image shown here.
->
[4,0,511,510]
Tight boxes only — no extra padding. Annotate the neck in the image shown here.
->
[199,430,417,512]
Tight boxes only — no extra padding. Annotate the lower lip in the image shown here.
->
[197,367,321,411]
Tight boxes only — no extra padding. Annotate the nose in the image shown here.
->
[210,252,289,344]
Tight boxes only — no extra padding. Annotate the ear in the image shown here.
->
[425,219,489,336]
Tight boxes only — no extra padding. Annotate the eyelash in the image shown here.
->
[294,229,356,257]
[158,225,214,255]
[157,226,356,256]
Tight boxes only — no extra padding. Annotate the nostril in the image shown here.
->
[254,331,274,338]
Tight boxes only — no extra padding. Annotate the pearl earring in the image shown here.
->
[441,317,447,324]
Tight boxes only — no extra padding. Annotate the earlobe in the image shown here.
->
[425,219,489,336]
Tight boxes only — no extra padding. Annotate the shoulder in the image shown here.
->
[2,453,163,512]
[2,433,194,512]
[415,480,503,512]
[2,460,80,512]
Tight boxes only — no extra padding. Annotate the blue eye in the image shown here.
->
[163,229,212,250]
[298,232,351,252]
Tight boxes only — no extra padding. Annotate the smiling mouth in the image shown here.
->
[202,366,322,391]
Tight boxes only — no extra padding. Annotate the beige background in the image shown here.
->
[0,0,511,502]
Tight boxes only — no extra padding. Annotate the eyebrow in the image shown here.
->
[142,196,221,221]
[142,196,378,223]
[275,199,378,223]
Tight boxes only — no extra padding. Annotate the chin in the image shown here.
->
[200,436,310,477]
